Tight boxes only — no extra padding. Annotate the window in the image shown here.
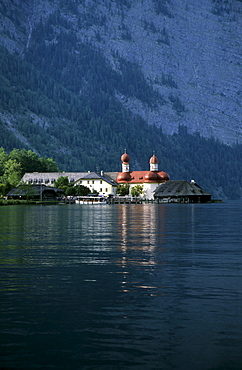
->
[100,188,102,192]
[92,180,94,184]
[100,180,102,184]
[105,188,108,192]
[87,180,90,184]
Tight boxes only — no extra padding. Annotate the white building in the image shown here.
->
[74,171,117,196]
[21,171,117,196]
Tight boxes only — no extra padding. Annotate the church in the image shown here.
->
[114,151,170,199]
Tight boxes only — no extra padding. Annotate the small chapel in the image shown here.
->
[115,151,170,199]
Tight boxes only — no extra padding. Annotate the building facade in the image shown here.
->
[74,171,117,196]
[21,171,117,196]
[116,151,170,199]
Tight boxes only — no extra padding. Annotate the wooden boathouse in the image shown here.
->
[154,180,212,203]
[6,184,64,201]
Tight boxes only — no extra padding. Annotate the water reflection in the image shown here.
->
[1,203,242,369]
[115,204,169,296]
[1,205,118,268]
[117,204,166,252]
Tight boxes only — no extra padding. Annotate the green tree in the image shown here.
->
[54,177,91,196]
[0,182,11,196]
[3,159,22,187]
[0,148,8,176]
[9,149,39,174]
[116,184,130,196]
[9,149,58,174]
[131,185,143,197]
[54,176,69,189]
[75,184,90,196]
[65,186,76,196]
[39,157,58,172]
[54,176,71,194]
[0,147,59,196]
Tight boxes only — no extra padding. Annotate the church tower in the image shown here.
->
[116,150,132,182]
[121,150,130,173]
[149,154,159,172]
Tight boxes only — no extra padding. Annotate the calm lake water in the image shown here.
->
[0,202,242,369]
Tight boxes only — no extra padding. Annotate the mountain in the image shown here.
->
[0,0,242,199]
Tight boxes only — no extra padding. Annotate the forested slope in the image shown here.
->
[0,0,241,199]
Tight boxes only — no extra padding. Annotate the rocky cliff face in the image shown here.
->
[0,0,242,144]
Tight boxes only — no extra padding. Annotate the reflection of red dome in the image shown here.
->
[144,171,159,181]
[117,172,132,181]
[121,153,130,163]
[150,155,158,164]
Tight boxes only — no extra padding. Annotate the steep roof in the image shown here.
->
[21,172,117,186]
[154,180,211,197]
[105,172,118,181]
[21,172,88,183]
[78,172,117,186]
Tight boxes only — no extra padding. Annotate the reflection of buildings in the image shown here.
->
[117,204,166,265]
[116,204,167,294]
[3,206,117,268]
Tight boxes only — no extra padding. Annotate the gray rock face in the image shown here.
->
[1,0,242,144]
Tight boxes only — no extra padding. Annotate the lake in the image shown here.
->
[0,202,241,369]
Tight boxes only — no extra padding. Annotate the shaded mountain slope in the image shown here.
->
[0,0,242,199]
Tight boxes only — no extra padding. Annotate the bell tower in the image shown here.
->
[121,149,130,173]
[150,153,159,172]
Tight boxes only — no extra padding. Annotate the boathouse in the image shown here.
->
[7,184,64,200]
[154,180,212,203]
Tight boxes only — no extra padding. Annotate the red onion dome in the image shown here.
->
[121,152,130,163]
[117,172,132,182]
[144,171,159,181]
[150,154,159,164]
[159,171,170,181]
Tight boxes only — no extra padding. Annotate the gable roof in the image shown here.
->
[154,180,211,197]
[76,172,117,186]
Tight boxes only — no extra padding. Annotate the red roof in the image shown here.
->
[117,172,132,181]
[116,171,170,184]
